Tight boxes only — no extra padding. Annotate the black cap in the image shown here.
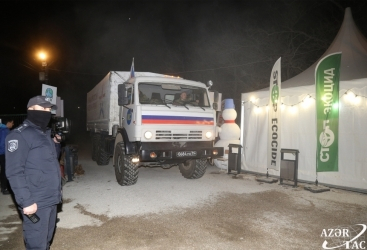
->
[27,95,58,110]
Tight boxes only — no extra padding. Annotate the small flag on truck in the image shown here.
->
[130,58,135,78]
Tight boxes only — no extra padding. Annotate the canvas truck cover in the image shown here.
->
[86,71,165,135]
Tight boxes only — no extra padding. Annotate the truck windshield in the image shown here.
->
[138,83,211,107]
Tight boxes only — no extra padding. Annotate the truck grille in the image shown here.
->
[156,130,202,140]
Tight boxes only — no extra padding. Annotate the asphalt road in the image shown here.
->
[1,140,367,249]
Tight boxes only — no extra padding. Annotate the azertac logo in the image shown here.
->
[321,224,366,249]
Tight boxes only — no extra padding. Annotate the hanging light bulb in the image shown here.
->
[347,91,356,101]
[254,106,260,114]
[342,93,349,102]
[290,105,297,114]
[302,95,312,108]
[353,95,361,105]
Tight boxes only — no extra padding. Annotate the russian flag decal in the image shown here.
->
[142,115,214,125]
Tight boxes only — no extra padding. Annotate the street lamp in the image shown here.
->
[38,51,48,85]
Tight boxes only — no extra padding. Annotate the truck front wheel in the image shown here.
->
[179,158,207,179]
[114,142,139,186]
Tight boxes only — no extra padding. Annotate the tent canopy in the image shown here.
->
[240,8,367,191]
[282,7,367,89]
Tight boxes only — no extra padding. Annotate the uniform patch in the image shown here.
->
[8,140,18,152]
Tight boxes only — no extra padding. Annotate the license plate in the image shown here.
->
[176,151,197,157]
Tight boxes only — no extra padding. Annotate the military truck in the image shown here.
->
[86,71,223,186]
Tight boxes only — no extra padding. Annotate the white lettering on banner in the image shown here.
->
[324,68,335,83]
[322,68,335,114]
[319,120,335,162]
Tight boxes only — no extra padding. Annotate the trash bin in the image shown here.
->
[228,144,242,174]
[280,148,299,187]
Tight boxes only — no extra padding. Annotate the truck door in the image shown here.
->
[120,84,135,138]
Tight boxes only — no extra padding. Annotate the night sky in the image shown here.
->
[1,0,367,133]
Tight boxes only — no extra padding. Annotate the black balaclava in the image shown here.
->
[27,110,51,131]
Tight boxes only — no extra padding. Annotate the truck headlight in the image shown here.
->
[205,131,212,139]
[144,131,153,139]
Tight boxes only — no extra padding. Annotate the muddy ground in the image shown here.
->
[1,139,366,250]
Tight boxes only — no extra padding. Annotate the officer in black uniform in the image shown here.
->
[5,95,62,250]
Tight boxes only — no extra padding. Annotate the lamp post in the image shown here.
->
[38,52,48,85]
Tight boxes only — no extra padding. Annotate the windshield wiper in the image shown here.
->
[191,103,205,111]
[198,105,205,111]
[182,103,189,110]
[172,102,189,110]
[163,103,171,109]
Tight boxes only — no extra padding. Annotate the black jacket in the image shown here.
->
[5,119,61,209]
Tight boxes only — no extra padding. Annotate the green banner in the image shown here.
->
[315,53,341,172]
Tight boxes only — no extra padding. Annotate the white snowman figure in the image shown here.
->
[214,99,241,170]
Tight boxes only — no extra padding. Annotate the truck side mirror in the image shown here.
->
[211,91,219,110]
[118,84,129,106]
[213,91,219,102]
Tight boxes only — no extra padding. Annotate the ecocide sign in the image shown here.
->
[315,53,341,172]
[267,58,281,170]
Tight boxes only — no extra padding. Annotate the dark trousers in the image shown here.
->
[21,205,57,250]
[0,154,10,191]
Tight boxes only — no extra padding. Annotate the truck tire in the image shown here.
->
[97,138,110,165]
[114,142,139,186]
[179,158,207,179]
[92,134,100,161]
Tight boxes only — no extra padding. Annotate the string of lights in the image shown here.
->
[243,88,367,114]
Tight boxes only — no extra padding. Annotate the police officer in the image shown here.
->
[5,95,62,250]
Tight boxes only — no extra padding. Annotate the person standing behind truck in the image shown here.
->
[0,118,14,195]
[5,96,62,250]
